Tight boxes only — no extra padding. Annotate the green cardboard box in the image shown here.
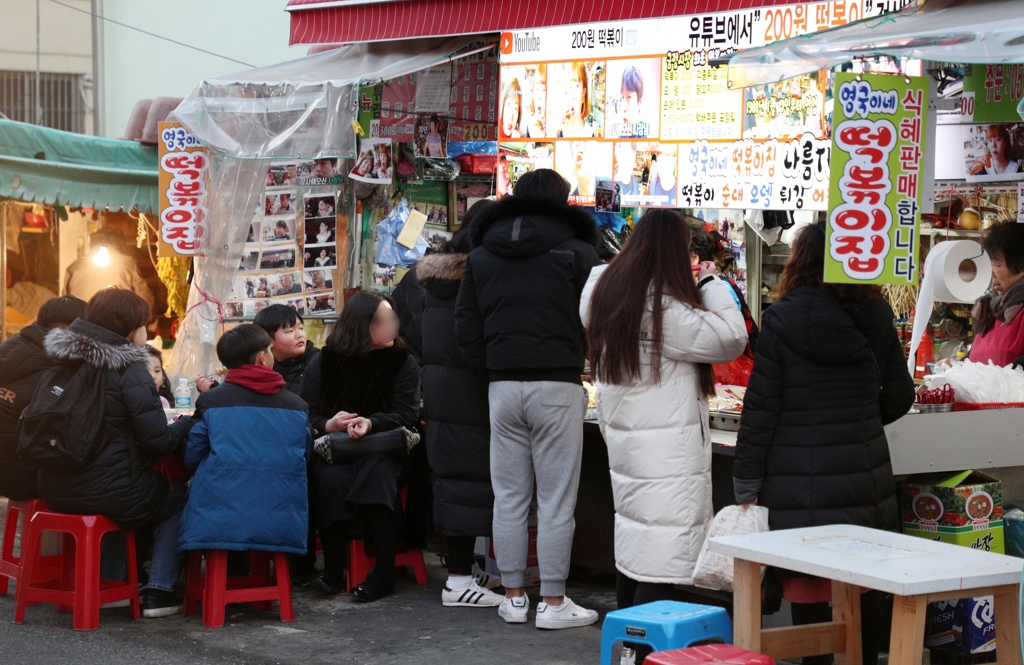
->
[901,470,1004,553]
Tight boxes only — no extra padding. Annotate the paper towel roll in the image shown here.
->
[906,240,992,375]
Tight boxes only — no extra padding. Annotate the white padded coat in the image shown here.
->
[580,266,747,584]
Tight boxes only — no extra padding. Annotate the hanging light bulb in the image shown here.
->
[93,245,111,267]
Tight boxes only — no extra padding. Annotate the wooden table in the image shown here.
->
[708,525,1024,665]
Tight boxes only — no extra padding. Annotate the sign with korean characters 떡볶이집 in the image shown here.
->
[157,122,208,257]
[825,73,928,286]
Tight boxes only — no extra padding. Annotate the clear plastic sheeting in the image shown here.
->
[170,36,477,160]
[168,153,269,383]
[725,0,1024,89]
[927,360,1024,404]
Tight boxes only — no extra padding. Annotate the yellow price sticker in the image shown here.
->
[460,123,490,141]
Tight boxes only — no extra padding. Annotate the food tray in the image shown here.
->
[709,412,741,432]
[913,403,954,414]
[953,401,1024,411]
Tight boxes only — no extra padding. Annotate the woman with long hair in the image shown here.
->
[734,221,914,665]
[580,210,747,615]
[299,290,420,601]
[557,62,595,138]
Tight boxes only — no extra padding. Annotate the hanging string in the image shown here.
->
[184,284,224,323]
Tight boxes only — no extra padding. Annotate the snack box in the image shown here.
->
[925,596,996,654]
[901,470,1004,553]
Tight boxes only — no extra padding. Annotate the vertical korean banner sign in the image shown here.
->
[825,73,927,285]
[157,121,209,257]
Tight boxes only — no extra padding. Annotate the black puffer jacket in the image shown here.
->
[455,196,601,383]
[392,265,426,360]
[0,323,52,500]
[410,253,493,536]
[38,320,190,530]
[275,342,320,395]
[733,287,915,532]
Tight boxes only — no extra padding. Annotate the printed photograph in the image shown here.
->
[497,143,554,196]
[414,114,448,158]
[499,64,548,141]
[304,269,334,293]
[224,301,245,319]
[265,191,297,217]
[266,271,303,297]
[965,123,1024,183]
[350,138,394,184]
[246,220,261,245]
[305,294,337,315]
[595,179,621,213]
[239,249,260,272]
[296,158,343,185]
[304,248,337,269]
[262,217,296,244]
[554,140,612,205]
[260,248,296,270]
[305,219,336,246]
[266,162,297,188]
[304,194,336,220]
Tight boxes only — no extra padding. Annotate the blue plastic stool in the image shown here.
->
[600,601,733,665]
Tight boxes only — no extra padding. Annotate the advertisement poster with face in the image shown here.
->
[498,143,555,196]
[605,58,660,140]
[414,114,448,158]
[965,123,1024,183]
[547,61,605,139]
[614,143,678,207]
[349,138,394,184]
[554,141,612,205]
[500,64,549,141]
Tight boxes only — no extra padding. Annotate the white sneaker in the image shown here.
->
[442,581,504,608]
[472,562,502,589]
[497,593,530,624]
[535,596,600,630]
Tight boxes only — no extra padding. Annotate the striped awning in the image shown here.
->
[286,0,807,45]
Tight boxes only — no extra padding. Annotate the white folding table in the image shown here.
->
[708,524,1024,665]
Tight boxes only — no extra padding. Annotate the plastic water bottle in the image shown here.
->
[174,378,191,416]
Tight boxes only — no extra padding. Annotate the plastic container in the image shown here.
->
[174,378,191,415]
[454,153,497,174]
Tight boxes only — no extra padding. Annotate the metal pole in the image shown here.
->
[35,0,42,125]
[91,0,100,136]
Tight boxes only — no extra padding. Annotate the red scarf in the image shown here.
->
[224,364,286,395]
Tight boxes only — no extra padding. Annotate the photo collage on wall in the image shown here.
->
[229,160,340,319]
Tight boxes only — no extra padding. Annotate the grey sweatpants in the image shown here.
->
[489,380,586,597]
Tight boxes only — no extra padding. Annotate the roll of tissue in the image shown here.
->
[906,240,991,375]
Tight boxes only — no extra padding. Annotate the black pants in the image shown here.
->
[447,535,477,576]
[616,572,678,662]
[320,504,397,587]
[289,464,319,577]
[791,591,889,665]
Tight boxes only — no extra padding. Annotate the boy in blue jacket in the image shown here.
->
[179,324,312,557]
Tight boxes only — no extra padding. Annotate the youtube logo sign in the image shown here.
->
[500,31,541,56]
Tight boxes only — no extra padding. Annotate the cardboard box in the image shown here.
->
[901,470,1004,553]
[925,597,996,654]
[902,471,1004,654]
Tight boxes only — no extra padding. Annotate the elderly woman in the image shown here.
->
[970,221,1024,367]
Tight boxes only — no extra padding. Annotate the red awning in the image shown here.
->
[287,0,807,45]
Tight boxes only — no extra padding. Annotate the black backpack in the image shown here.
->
[18,360,110,472]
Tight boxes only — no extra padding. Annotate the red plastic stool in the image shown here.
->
[183,550,293,628]
[345,540,428,592]
[645,645,776,665]
[13,510,139,631]
[1,499,63,596]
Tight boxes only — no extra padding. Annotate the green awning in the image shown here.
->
[0,119,159,213]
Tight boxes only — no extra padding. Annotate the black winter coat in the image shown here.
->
[409,253,493,536]
[392,265,426,360]
[733,287,915,532]
[0,323,52,500]
[37,320,190,530]
[275,342,320,395]
[455,195,601,383]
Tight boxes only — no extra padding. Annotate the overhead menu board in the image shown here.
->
[497,0,881,210]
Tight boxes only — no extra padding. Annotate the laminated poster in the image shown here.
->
[350,138,394,184]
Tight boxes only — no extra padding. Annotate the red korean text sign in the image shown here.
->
[825,74,927,285]
[158,121,209,257]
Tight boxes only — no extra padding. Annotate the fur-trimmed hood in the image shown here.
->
[417,253,467,282]
[45,319,149,370]
[472,195,600,259]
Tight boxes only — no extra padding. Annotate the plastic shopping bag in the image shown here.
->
[692,504,769,592]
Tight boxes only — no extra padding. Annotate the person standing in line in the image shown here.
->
[455,169,601,629]
[0,296,87,500]
[407,201,504,608]
[580,211,747,664]
[733,221,915,665]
